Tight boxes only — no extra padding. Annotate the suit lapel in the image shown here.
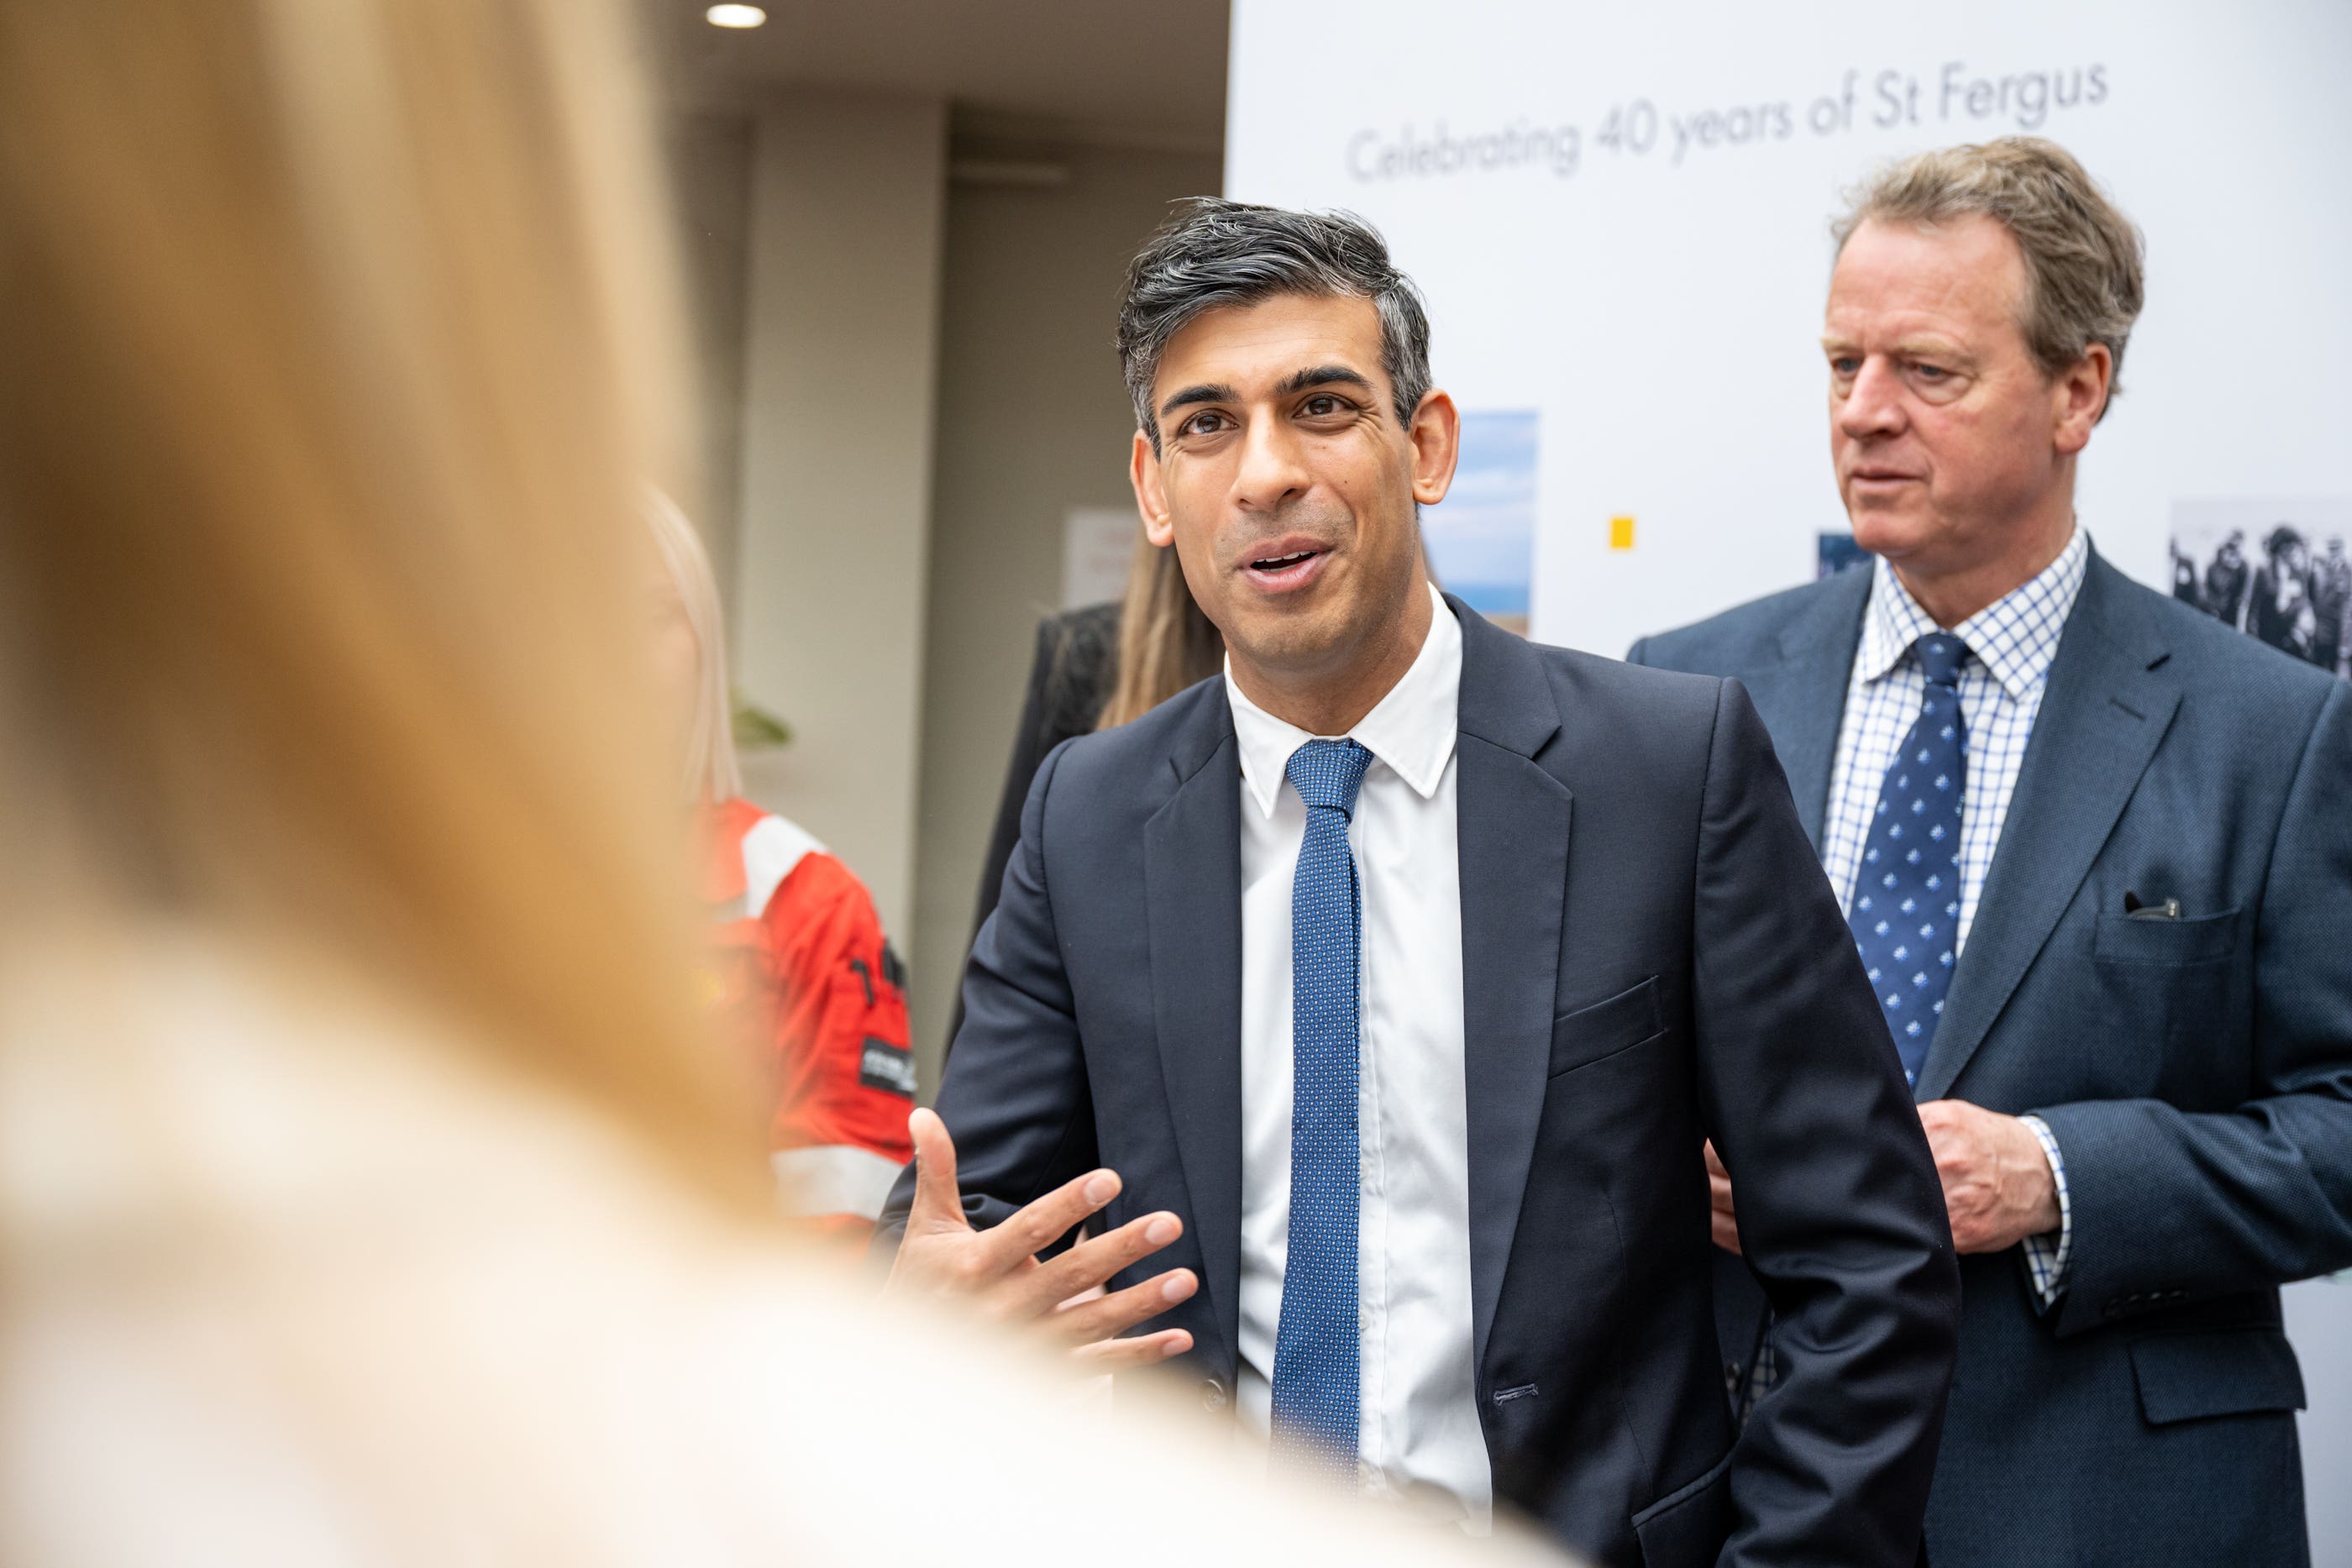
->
[1142,690,1247,1371]
[1449,599,1571,1369]
[1746,567,1871,849]
[1915,556,2181,1099]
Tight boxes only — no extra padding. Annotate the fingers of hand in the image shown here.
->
[1047,1267,1196,1346]
[983,1167,1123,1274]
[1044,1260,1194,1354]
[1703,1140,1728,1179]
[905,1109,969,1232]
[1709,1211,1743,1255]
[1023,1209,1184,1314]
[1950,1207,2003,1253]
[1068,1327,1194,1371]
[1937,1159,2002,1251]
[1918,1098,1987,1146]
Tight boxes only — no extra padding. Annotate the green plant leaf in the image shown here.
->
[730,690,791,750]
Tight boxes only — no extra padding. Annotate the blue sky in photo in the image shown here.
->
[1425,410,1536,616]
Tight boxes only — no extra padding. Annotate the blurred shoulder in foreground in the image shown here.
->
[0,925,1564,1566]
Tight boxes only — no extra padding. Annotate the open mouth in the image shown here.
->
[1242,546,1327,593]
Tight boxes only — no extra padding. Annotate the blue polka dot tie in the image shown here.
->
[1850,632,1969,1088]
[1271,737,1372,1486]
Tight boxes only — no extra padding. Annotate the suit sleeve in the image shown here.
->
[876,739,1098,1252]
[2034,679,2352,1337]
[1692,678,1961,1568]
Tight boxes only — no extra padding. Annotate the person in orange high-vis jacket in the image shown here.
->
[647,491,915,1237]
[701,795,916,1234]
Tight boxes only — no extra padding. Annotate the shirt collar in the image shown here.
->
[1226,583,1462,821]
[1855,525,2090,703]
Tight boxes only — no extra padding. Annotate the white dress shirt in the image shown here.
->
[1821,526,2088,1303]
[1226,585,1491,1531]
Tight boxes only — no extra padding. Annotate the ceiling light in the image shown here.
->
[705,4,766,26]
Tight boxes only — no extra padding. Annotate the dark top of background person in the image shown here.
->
[958,543,1221,1057]
[969,599,1120,952]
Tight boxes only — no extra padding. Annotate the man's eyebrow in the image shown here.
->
[1818,333,1976,364]
[1892,338,1974,365]
[1158,382,1239,419]
[1276,364,1376,398]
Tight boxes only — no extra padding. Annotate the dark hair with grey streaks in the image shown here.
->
[1116,198,1432,456]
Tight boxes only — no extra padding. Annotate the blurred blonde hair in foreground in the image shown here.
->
[0,0,755,1201]
[0,3,1560,1563]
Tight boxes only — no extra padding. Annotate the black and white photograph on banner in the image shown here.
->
[2172,497,2352,680]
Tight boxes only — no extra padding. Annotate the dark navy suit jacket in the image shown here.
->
[1630,552,2352,1566]
[884,598,1960,1568]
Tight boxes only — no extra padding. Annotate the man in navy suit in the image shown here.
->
[878,200,1959,1567]
[1631,139,2352,1565]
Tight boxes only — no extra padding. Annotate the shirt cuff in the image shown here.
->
[2018,1113,2072,1311]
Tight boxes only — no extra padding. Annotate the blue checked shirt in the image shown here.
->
[1737,530,2087,1421]
[1822,526,2087,1308]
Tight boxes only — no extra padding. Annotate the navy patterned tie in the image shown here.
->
[1270,737,1372,1485]
[1849,632,1969,1087]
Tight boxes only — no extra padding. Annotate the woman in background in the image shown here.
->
[643,490,914,1240]
[954,539,1221,1056]
[0,4,1561,1565]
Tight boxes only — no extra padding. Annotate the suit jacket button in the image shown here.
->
[1201,1377,1229,1412]
[1725,1361,1743,1383]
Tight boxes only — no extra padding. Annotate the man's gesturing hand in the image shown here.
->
[886,1108,1197,1369]
[1917,1099,2060,1253]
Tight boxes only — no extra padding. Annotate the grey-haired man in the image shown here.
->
[1634,138,2352,1565]
[879,200,1959,1568]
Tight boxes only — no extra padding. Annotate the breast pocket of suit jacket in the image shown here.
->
[1549,975,1668,1078]
[2087,905,2246,1098]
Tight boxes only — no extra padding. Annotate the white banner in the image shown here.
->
[1227,0,2352,658]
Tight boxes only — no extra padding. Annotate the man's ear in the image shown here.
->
[1131,427,1176,548]
[2053,343,2113,455]
[1409,389,1462,507]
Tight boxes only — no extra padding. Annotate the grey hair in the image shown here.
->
[1834,137,2145,419]
[1117,198,1432,454]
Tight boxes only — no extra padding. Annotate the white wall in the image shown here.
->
[731,90,948,947]
[909,139,1223,1082]
[666,113,754,603]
